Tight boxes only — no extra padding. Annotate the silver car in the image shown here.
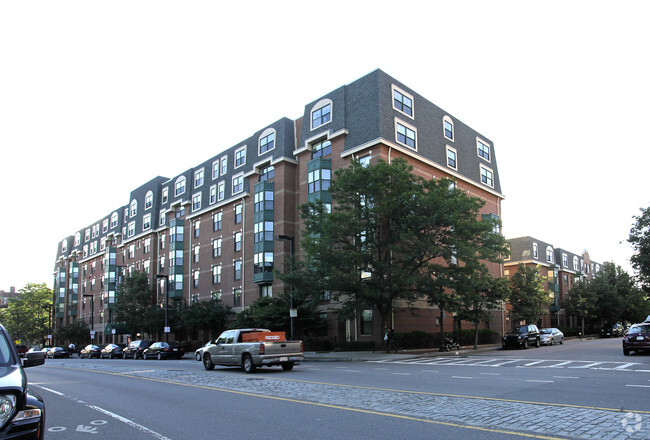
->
[540,328,564,345]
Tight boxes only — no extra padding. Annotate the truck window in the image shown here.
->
[225,331,236,344]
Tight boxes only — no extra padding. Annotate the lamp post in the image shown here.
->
[276,235,295,340]
[82,294,94,343]
[156,275,169,342]
[41,304,52,345]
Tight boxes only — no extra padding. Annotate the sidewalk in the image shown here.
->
[302,344,501,362]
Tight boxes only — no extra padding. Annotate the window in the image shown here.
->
[311,101,331,129]
[308,168,331,193]
[396,121,416,149]
[162,187,168,204]
[259,166,274,182]
[446,146,457,170]
[127,222,135,238]
[234,232,242,252]
[110,213,118,229]
[234,204,242,224]
[361,309,373,335]
[193,245,200,263]
[212,160,219,179]
[145,191,153,210]
[232,174,244,194]
[359,155,371,168]
[194,169,204,188]
[213,212,222,231]
[533,243,539,259]
[480,165,494,188]
[193,270,199,288]
[443,116,454,141]
[259,131,275,154]
[102,219,108,233]
[546,246,554,263]
[212,265,221,284]
[159,209,166,226]
[129,200,137,218]
[175,177,186,196]
[234,260,242,281]
[212,238,222,257]
[128,244,135,259]
[573,256,579,271]
[220,156,227,176]
[392,87,413,117]
[143,214,151,231]
[254,252,274,274]
[260,285,272,298]
[218,181,225,201]
[233,288,242,306]
[192,193,201,212]
[235,146,246,168]
[61,239,68,253]
[194,220,200,238]
[75,232,81,246]
[210,185,217,205]
[254,221,274,243]
[562,253,568,268]
[477,138,491,161]
[254,190,274,212]
[312,140,331,159]
[144,238,151,253]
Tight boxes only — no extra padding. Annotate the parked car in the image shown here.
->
[122,340,153,359]
[47,346,72,359]
[143,342,185,360]
[15,344,28,358]
[502,324,541,349]
[622,321,650,355]
[100,343,126,359]
[600,323,624,338]
[539,328,564,345]
[79,344,104,359]
[0,323,46,439]
[195,340,215,361]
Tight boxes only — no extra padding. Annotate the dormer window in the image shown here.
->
[145,191,153,210]
[443,116,454,141]
[259,129,275,155]
[130,200,138,217]
[311,100,332,130]
[392,86,413,117]
[477,138,491,162]
[175,177,186,196]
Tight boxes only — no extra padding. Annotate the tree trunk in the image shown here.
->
[474,322,479,349]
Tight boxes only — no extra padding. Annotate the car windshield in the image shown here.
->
[629,325,650,334]
[0,332,13,366]
[540,329,552,334]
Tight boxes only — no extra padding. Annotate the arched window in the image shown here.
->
[311,99,332,130]
[259,128,276,155]
[145,191,153,210]
[175,176,186,196]
[110,212,118,229]
[130,199,138,217]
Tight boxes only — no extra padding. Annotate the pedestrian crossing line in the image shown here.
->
[614,362,637,370]
[490,360,519,367]
[547,361,572,368]
[568,362,603,369]
[522,361,545,366]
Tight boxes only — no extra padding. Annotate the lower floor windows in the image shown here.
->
[254,252,274,274]
[361,309,373,335]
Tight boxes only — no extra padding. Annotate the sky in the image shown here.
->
[1,1,649,291]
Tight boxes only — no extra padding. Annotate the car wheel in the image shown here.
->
[195,352,202,361]
[109,353,113,359]
[549,338,554,346]
[523,340,529,349]
[559,337,564,345]
[281,362,294,371]
[623,348,631,356]
[158,353,162,360]
[535,338,540,348]
[242,354,256,374]
[122,353,127,359]
[203,353,215,370]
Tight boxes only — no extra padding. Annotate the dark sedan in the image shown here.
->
[143,342,185,360]
[0,324,45,440]
[99,343,126,359]
[623,321,650,355]
[79,344,104,359]
[46,346,71,359]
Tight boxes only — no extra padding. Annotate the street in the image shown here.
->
[27,337,649,439]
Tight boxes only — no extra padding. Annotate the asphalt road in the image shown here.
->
[26,336,649,439]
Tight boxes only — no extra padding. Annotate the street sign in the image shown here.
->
[111,329,116,334]
[290,308,298,318]
[90,331,96,337]
[164,326,170,333]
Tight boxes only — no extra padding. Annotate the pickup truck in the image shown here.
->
[202,328,303,373]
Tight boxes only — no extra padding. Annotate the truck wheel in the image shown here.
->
[281,362,294,371]
[242,355,256,374]
[203,354,215,370]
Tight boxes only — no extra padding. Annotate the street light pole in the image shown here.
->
[156,275,169,342]
[277,235,295,341]
[82,294,94,343]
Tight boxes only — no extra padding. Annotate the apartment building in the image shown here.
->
[53,69,505,346]
[504,236,602,328]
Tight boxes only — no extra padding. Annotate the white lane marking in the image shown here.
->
[522,361,545,366]
[490,360,519,367]
[392,372,411,376]
[32,385,172,440]
[451,376,473,379]
[553,376,580,379]
[569,362,603,369]
[626,385,650,388]
[36,386,64,396]
[547,361,573,368]
[614,363,637,370]
[374,368,389,370]
[526,380,554,383]
[480,373,500,376]
[421,370,438,373]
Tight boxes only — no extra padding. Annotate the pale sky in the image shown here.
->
[1,1,648,291]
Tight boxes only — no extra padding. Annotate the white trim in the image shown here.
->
[394,118,417,150]
[443,115,454,142]
[479,164,494,188]
[445,145,457,170]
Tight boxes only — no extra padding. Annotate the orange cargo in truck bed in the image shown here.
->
[241,331,286,342]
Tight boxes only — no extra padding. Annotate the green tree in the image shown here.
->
[455,267,510,349]
[0,283,53,346]
[113,271,160,338]
[591,262,640,324]
[629,206,650,292]
[508,264,551,326]
[54,322,89,348]
[181,299,232,340]
[289,158,508,336]
[563,280,598,335]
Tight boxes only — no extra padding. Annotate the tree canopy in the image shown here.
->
[287,157,509,332]
[629,206,650,292]
[0,283,53,346]
[508,264,551,326]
